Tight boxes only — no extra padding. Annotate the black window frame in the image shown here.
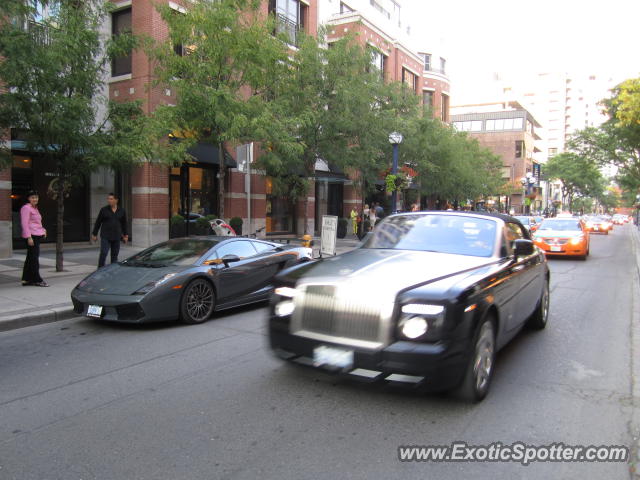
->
[111,7,132,77]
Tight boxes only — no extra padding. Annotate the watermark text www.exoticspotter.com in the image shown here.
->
[398,442,629,466]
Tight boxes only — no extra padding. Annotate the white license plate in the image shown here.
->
[550,246,562,252]
[313,345,354,369]
[594,227,599,230]
[87,305,103,318]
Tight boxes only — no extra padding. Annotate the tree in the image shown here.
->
[543,152,603,211]
[404,119,505,208]
[0,0,148,271]
[609,78,640,129]
[149,0,287,220]
[259,32,389,232]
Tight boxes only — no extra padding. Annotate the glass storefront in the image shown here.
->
[169,164,219,238]
[11,153,89,248]
[266,177,295,234]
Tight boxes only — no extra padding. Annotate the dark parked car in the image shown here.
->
[72,237,312,325]
[513,216,538,233]
[269,212,549,402]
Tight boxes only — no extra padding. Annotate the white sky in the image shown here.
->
[405,0,640,104]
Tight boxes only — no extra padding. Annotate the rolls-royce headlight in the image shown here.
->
[274,287,297,298]
[401,304,444,315]
[275,300,295,317]
[398,304,445,340]
[400,316,428,339]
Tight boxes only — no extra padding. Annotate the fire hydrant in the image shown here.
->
[301,234,314,248]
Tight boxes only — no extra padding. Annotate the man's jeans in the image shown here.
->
[98,237,121,268]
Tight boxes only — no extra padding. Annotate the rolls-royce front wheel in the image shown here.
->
[527,279,549,330]
[453,315,496,402]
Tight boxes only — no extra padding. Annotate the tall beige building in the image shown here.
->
[501,72,618,163]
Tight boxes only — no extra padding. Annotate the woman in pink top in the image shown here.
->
[20,191,48,287]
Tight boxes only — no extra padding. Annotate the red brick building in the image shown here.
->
[451,102,542,214]
[0,0,450,255]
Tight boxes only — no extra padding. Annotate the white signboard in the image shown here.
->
[320,215,338,257]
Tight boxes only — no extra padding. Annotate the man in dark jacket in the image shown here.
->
[92,193,129,268]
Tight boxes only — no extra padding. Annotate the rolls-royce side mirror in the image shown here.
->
[221,254,241,266]
[513,238,535,257]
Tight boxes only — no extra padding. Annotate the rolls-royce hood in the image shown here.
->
[75,263,186,295]
[289,248,496,295]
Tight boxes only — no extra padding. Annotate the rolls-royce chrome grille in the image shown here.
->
[291,285,387,347]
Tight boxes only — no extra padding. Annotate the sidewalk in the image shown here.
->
[0,236,360,332]
[0,243,139,332]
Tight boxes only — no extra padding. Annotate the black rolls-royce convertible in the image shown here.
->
[269,212,549,402]
[72,237,312,325]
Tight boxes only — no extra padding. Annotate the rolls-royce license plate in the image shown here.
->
[87,305,103,318]
[313,345,354,369]
[550,246,562,252]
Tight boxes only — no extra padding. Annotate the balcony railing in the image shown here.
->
[26,20,52,46]
[275,13,300,47]
[423,66,446,75]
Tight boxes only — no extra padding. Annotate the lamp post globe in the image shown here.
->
[388,132,403,145]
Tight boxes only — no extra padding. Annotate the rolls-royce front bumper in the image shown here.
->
[269,327,470,391]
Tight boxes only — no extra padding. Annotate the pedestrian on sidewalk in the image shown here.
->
[369,203,377,229]
[92,193,129,268]
[20,190,48,287]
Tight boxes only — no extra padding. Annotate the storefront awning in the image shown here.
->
[315,171,349,183]
[187,143,237,167]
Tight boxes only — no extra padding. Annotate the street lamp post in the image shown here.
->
[388,131,403,214]
[520,172,536,215]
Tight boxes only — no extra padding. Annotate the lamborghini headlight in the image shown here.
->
[132,273,176,295]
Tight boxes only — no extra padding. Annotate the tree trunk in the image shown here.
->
[55,165,65,272]
[218,142,225,219]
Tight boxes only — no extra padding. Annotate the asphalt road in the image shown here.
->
[1,226,638,480]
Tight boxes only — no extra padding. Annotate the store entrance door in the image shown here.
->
[169,164,219,238]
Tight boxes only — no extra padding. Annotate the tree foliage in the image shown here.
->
[0,0,148,270]
[609,78,640,129]
[149,0,288,218]
[567,79,640,201]
[543,152,603,210]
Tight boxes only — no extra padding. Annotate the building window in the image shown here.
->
[441,93,449,122]
[369,48,385,76]
[111,7,132,77]
[453,120,482,132]
[440,57,446,74]
[515,140,524,158]
[270,0,304,46]
[340,2,353,13]
[484,117,524,131]
[548,148,558,157]
[423,90,434,108]
[422,53,431,72]
[402,68,417,93]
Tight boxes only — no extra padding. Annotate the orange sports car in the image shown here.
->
[532,217,590,260]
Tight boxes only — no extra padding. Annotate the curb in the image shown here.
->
[0,306,77,333]
[629,226,640,479]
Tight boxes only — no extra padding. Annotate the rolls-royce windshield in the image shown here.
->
[362,214,497,257]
